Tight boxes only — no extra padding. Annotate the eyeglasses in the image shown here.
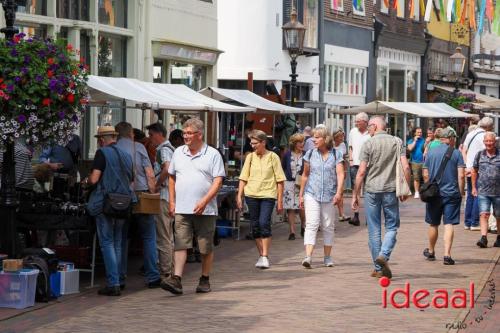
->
[368,123,376,128]
[182,131,199,137]
[250,141,262,146]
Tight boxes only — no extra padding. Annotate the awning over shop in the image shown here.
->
[199,87,313,114]
[334,101,472,118]
[433,85,499,104]
[87,75,255,113]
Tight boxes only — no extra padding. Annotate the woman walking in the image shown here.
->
[299,127,345,268]
[332,128,349,222]
[237,130,286,269]
[282,133,306,240]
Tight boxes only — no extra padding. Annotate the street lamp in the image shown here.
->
[450,47,466,95]
[282,7,306,107]
[0,0,19,258]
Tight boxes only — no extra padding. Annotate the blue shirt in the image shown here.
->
[407,137,425,163]
[423,144,465,198]
[116,138,152,192]
[473,148,500,196]
[39,145,74,172]
[168,144,226,215]
[303,148,343,203]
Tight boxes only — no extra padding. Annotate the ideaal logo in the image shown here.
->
[379,277,475,309]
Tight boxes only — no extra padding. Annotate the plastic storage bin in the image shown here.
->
[216,219,233,238]
[0,269,39,309]
[59,270,79,295]
[50,272,61,298]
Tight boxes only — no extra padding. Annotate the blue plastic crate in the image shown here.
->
[216,219,233,238]
[0,269,39,309]
[50,272,61,298]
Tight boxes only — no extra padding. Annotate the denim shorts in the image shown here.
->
[478,195,500,217]
[425,196,462,225]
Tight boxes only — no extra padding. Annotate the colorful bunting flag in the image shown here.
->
[492,1,500,35]
[447,0,455,22]
[424,0,433,21]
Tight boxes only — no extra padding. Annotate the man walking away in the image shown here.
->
[463,117,494,230]
[471,132,500,248]
[422,129,465,265]
[348,112,371,226]
[161,118,225,295]
[351,117,411,279]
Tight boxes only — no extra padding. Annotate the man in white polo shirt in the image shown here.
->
[161,118,225,295]
[348,112,370,226]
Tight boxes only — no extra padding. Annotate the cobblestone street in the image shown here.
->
[1,198,498,333]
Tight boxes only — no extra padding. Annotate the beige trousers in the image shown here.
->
[156,199,174,278]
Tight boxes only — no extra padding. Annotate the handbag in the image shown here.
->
[394,138,412,197]
[420,145,454,203]
[103,146,133,219]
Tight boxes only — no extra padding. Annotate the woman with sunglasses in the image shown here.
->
[237,130,286,269]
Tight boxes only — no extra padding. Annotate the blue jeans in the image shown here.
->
[365,192,400,271]
[465,177,479,227]
[245,197,276,238]
[121,213,160,284]
[95,214,124,287]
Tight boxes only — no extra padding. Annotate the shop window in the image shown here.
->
[389,69,405,101]
[397,0,405,18]
[57,0,89,21]
[406,70,418,102]
[380,0,388,14]
[16,0,46,15]
[331,0,343,11]
[479,85,486,95]
[14,24,47,38]
[170,63,207,91]
[80,31,91,72]
[153,61,164,83]
[352,0,365,16]
[376,66,388,101]
[98,34,127,77]
[98,0,127,28]
[325,64,366,96]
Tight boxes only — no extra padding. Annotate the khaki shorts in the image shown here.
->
[411,163,423,182]
[174,214,216,254]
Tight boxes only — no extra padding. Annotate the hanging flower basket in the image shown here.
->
[0,33,89,147]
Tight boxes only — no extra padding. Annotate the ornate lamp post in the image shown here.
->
[0,0,19,257]
[282,8,306,107]
[450,47,466,96]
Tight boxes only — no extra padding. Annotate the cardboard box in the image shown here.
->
[2,259,23,272]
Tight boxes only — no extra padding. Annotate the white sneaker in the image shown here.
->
[324,256,334,267]
[255,256,264,268]
[302,256,312,268]
[414,192,420,199]
[464,226,471,230]
[260,256,270,269]
[470,226,481,231]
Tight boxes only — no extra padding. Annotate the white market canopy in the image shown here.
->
[87,75,255,113]
[335,101,472,118]
[199,87,313,114]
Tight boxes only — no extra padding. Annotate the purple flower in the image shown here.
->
[14,76,21,83]
[18,115,26,123]
[17,33,26,38]
[35,74,43,82]
[37,50,46,58]
[72,115,79,122]
[6,84,14,93]
[48,78,58,91]
[24,55,31,64]
[58,111,65,120]
[49,64,58,71]
[21,67,28,75]
[10,48,18,57]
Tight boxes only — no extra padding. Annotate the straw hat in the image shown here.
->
[94,126,118,138]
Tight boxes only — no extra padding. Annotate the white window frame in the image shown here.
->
[330,0,344,12]
[352,0,365,16]
[325,64,367,97]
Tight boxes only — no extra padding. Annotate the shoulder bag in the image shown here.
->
[102,146,133,219]
[132,142,161,215]
[394,138,412,197]
[419,145,454,203]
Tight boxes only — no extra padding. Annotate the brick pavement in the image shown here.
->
[0,198,498,333]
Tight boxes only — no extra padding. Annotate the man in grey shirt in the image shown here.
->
[352,116,411,279]
[161,118,225,295]
[115,122,160,289]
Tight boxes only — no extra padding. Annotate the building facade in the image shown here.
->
[1,0,219,157]
[472,32,500,99]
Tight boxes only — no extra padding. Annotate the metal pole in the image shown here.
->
[240,115,245,169]
[290,57,298,107]
[0,0,20,258]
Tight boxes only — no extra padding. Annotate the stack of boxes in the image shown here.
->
[50,262,80,296]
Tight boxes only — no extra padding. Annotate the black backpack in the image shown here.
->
[23,255,53,302]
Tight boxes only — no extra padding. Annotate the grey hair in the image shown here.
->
[248,129,268,142]
[484,131,497,140]
[355,112,369,122]
[478,117,494,130]
[183,118,204,134]
[369,116,386,130]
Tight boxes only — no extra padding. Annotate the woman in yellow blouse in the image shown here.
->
[237,130,286,269]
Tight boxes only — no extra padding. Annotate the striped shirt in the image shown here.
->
[0,142,34,191]
[359,132,405,193]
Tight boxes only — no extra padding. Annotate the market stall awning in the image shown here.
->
[334,101,472,118]
[87,76,255,113]
[199,87,313,114]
